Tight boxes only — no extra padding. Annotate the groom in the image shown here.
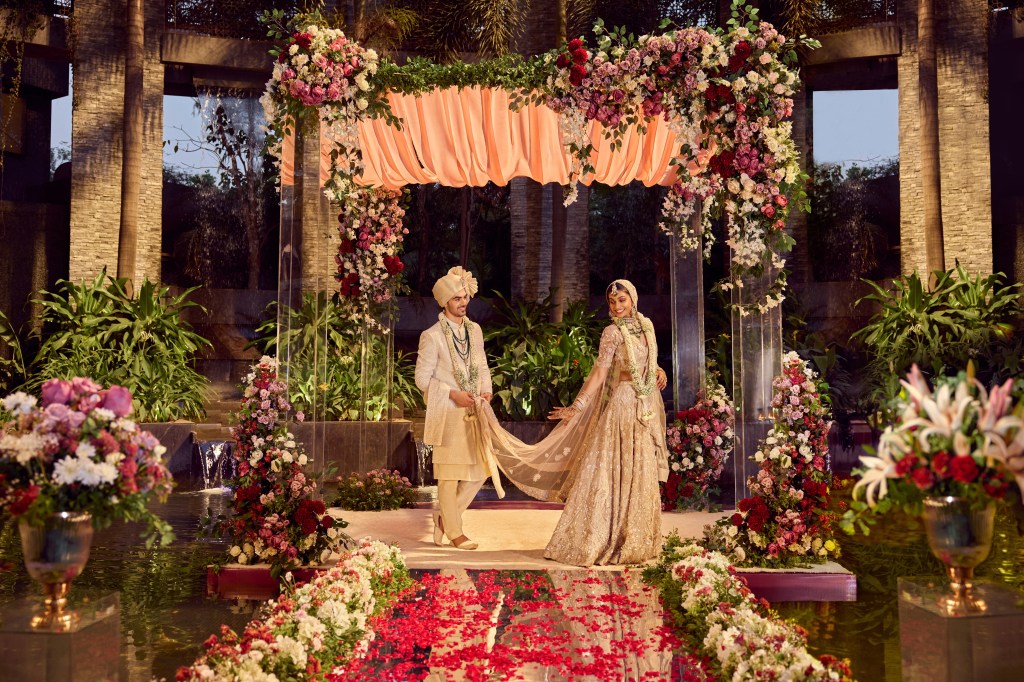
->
[415,266,494,550]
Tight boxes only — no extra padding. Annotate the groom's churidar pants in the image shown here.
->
[437,477,484,539]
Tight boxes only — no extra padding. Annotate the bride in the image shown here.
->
[470,279,669,566]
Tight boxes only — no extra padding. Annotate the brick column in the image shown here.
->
[897,0,992,277]
[69,0,163,285]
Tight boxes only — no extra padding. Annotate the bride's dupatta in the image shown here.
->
[468,366,607,503]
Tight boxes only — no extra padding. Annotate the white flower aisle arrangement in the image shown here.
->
[644,538,853,681]
[0,378,174,545]
[203,356,348,576]
[704,352,840,566]
[663,375,735,511]
[177,539,413,682]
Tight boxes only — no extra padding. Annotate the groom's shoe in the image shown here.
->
[432,512,445,546]
[451,535,479,550]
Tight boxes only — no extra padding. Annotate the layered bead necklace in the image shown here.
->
[440,313,479,394]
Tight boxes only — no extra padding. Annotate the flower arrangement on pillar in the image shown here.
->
[203,356,348,577]
[662,376,735,511]
[704,352,840,566]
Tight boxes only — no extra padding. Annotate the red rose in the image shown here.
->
[733,41,752,60]
[747,515,765,532]
[931,451,952,478]
[775,194,789,207]
[949,455,979,483]
[9,485,40,516]
[339,239,357,254]
[911,467,934,490]
[738,497,754,512]
[569,65,587,86]
[568,38,583,51]
[731,512,744,526]
[294,32,313,50]
[572,49,588,65]
[681,483,694,498]
[556,53,570,69]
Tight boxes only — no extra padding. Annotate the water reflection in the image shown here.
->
[0,493,1022,681]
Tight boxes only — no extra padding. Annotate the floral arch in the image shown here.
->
[263,5,813,325]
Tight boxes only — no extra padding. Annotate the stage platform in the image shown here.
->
[208,506,855,602]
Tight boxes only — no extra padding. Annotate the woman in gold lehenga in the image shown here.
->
[471,280,669,567]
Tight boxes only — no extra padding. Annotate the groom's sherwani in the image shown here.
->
[414,318,492,482]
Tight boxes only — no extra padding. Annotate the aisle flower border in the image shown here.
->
[645,539,853,681]
[176,539,413,682]
[663,375,735,511]
[260,1,817,316]
[704,352,841,567]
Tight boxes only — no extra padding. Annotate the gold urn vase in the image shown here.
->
[921,496,995,612]
[18,511,95,630]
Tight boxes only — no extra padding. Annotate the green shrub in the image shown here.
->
[853,263,1024,423]
[331,469,418,511]
[23,273,211,421]
[251,292,422,421]
[486,293,604,421]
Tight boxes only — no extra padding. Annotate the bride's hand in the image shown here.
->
[548,406,577,421]
[656,368,667,391]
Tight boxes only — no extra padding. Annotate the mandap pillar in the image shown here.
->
[668,210,706,412]
[727,259,782,506]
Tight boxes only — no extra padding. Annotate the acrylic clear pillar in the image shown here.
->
[668,212,705,413]
[728,259,782,506]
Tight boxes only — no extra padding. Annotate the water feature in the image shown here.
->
[0,491,1021,681]
[195,440,237,490]
[415,438,433,488]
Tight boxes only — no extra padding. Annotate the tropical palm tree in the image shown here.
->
[118,0,144,288]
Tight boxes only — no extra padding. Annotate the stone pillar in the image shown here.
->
[69,0,163,285]
[897,0,992,276]
[510,177,550,301]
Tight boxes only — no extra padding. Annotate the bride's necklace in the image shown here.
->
[614,315,657,401]
[621,317,644,338]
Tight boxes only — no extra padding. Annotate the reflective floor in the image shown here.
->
[1,491,1022,681]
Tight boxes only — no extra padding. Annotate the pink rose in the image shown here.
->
[41,379,73,406]
[102,385,134,417]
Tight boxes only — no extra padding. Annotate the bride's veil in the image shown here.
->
[468,367,608,503]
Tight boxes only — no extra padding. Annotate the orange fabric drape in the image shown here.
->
[280,87,706,190]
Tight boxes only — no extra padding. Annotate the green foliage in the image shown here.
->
[251,292,422,421]
[0,308,26,392]
[331,469,419,511]
[485,294,603,421]
[852,263,1024,423]
[22,273,211,422]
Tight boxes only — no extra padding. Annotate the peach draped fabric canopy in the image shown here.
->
[280,87,706,189]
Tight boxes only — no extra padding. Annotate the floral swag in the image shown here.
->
[260,2,815,316]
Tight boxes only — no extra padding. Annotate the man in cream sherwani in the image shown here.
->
[415,266,499,550]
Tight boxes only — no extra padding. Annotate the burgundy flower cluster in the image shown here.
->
[554,38,590,86]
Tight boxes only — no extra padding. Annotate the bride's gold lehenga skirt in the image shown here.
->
[544,382,662,566]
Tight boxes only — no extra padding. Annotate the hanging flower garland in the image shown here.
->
[335,187,409,326]
[703,352,840,567]
[260,2,814,316]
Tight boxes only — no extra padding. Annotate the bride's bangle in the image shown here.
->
[571,393,589,412]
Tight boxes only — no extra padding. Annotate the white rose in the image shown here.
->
[229,545,242,557]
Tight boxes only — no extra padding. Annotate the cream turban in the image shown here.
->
[607,279,639,310]
[432,266,479,307]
